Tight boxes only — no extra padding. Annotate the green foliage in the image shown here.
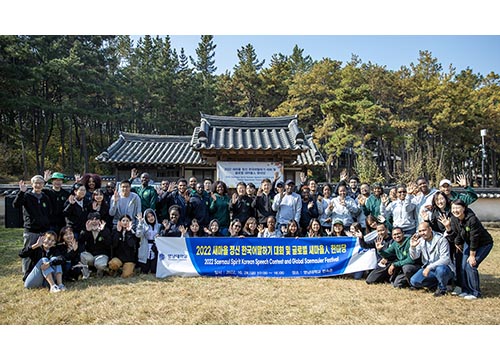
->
[0,36,499,185]
[353,150,384,185]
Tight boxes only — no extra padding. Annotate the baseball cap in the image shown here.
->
[333,219,344,226]
[439,179,452,187]
[285,179,295,186]
[276,181,284,188]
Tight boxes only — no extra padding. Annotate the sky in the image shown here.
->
[4,1,499,77]
[160,35,500,76]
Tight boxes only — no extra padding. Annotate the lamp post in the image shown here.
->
[481,129,487,187]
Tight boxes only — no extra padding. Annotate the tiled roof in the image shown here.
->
[96,132,205,166]
[96,115,326,167]
[192,113,309,152]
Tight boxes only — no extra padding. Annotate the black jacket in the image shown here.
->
[13,190,52,233]
[80,228,113,257]
[446,208,493,251]
[42,188,70,231]
[63,199,90,233]
[112,229,139,263]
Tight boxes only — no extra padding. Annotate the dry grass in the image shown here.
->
[1,227,499,325]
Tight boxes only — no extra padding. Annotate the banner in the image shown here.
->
[216,161,283,188]
[155,236,377,278]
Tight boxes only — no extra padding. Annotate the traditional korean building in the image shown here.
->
[96,114,326,186]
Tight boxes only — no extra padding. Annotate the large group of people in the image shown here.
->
[13,168,494,300]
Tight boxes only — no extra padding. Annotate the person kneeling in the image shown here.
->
[109,215,139,278]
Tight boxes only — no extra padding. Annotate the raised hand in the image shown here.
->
[410,233,420,248]
[299,171,307,184]
[231,192,238,204]
[407,182,418,195]
[130,168,139,179]
[74,173,81,183]
[43,170,52,182]
[375,237,384,251]
[437,214,451,230]
[113,189,119,202]
[68,194,76,204]
[381,193,389,206]
[420,209,429,222]
[339,169,348,182]
[456,174,467,187]
[19,180,28,192]
[85,220,93,231]
[357,194,366,206]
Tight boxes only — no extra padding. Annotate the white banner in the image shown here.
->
[216,161,283,188]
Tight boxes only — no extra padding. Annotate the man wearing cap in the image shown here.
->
[43,170,70,233]
[439,175,478,206]
[272,179,302,235]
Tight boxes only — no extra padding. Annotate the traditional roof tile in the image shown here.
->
[96,132,205,166]
[192,113,308,152]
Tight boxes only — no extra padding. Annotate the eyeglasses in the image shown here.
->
[234,224,241,228]
[398,190,407,194]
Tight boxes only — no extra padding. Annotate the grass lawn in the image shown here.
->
[1,226,499,326]
[1,226,498,359]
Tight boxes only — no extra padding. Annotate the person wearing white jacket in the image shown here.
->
[409,222,454,297]
[327,184,360,229]
[380,184,418,236]
[136,208,162,274]
[272,179,302,235]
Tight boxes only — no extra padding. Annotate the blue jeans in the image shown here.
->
[24,257,62,289]
[461,242,493,297]
[410,265,454,291]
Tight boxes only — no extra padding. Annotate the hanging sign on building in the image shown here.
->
[216,161,283,188]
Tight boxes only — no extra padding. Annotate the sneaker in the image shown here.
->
[50,284,61,293]
[81,265,90,280]
[464,294,478,300]
[96,269,104,278]
[433,289,447,297]
[458,292,469,297]
[409,286,419,291]
[451,286,462,296]
[58,284,67,291]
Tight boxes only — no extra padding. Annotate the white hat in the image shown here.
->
[439,179,452,187]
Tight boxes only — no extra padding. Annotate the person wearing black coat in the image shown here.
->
[63,183,90,238]
[443,199,494,300]
[13,175,52,276]
[79,212,113,278]
[108,215,140,278]
[299,185,319,236]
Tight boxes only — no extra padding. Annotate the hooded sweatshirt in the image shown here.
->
[136,208,162,264]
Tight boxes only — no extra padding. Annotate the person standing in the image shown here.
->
[109,180,142,230]
[439,175,478,205]
[13,175,52,277]
[442,199,494,300]
[252,178,277,226]
[272,179,302,235]
[209,180,231,235]
[129,169,158,213]
[380,184,418,237]
[42,170,70,234]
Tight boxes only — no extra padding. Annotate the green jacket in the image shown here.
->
[209,193,231,228]
[378,236,414,268]
[449,186,478,206]
[132,185,158,212]
[362,195,382,217]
